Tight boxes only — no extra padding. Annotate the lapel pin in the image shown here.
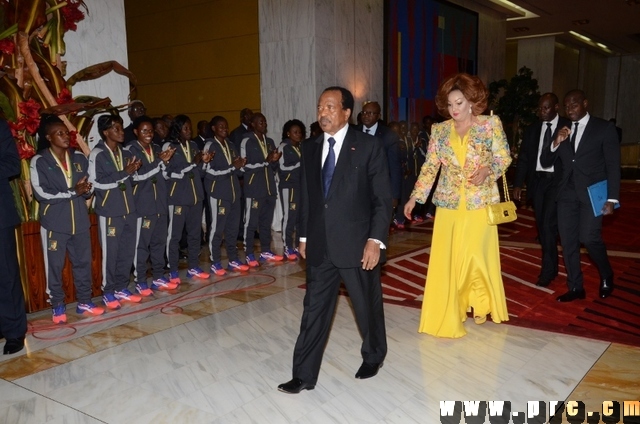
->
[351,147,356,150]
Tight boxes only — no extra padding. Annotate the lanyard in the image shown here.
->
[254,133,268,158]
[179,141,192,163]
[215,136,231,164]
[107,145,123,171]
[50,149,72,188]
[139,141,154,163]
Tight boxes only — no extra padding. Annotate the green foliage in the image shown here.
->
[488,67,540,154]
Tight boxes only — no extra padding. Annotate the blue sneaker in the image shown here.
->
[210,262,227,276]
[152,277,178,291]
[187,267,210,279]
[245,254,260,268]
[102,293,121,310]
[114,288,142,303]
[227,260,250,272]
[52,304,67,324]
[169,271,181,285]
[284,247,298,261]
[76,302,105,316]
[259,251,284,262]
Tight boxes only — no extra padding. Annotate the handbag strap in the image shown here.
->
[501,172,510,202]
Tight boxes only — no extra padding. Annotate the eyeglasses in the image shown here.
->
[361,111,379,116]
[139,129,154,134]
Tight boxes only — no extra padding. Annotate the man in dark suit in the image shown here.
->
[540,89,621,302]
[352,101,402,211]
[123,100,146,145]
[278,87,392,394]
[229,108,253,147]
[0,118,28,355]
[513,93,570,287]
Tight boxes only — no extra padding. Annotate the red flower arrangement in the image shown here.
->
[0,39,14,55]
[55,88,74,105]
[60,0,87,32]
[16,139,36,160]
[69,130,79,148]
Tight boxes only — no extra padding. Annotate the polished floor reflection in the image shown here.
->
[0,228,638,423]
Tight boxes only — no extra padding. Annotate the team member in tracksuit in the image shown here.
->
[203,116,249,276]
[88,115,142,310]
[278,119,304,261]
[163,115,212,284]
[31,115,104,323]
[125,116,178,295]
[240,113,283,267]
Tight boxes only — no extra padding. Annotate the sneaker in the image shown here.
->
[114,289,142,303]
[169,271,181,285]
[259,251,284,262]
[393,218,405,230]
[187,267,210,279]
[76,302,105,316]
[210,262,227,276]
[227,260,250,272]
[102,293,121,310]
[284,247,298,261]
[135,282,153,297]
[245,254,260,268]
[52,304,67,324]
[413,215,424,222]
[152,277,178,291]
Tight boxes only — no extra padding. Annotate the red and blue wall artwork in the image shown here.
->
[386,0,478,122]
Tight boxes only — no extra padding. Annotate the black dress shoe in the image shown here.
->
[3,336,25,355]
[277,378,315,394]
[355,362,383,379]
[556,289,586,302]
[599,278,614,298]
[536,278,551,287]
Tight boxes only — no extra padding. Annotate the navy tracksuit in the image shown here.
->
[277,139,301,250]
[88,141,137,295]
[203,137,242,264]
[31,149,93,306]
[163,140,204,271]
[240,133,279,256]
[125,142,169,284]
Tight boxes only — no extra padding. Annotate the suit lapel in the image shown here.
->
[576,118,594,155]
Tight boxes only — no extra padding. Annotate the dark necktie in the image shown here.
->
[570,122,579,153]
[322,137,336,197]
[543,122,552,147]
[365,128,370,134]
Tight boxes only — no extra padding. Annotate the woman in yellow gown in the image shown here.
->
[404,73,511,338]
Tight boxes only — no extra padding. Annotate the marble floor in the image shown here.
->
[1,230,638,423]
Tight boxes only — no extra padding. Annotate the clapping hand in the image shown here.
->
[233,155,246,169]
[74,176,92,195]
[125,157,142,174]
[267,149,282,163]
[158,147,176,163]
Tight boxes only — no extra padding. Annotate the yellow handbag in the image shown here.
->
[486,173,517,225]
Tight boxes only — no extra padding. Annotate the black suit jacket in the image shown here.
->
[514,116,570,202]
[540,115,620,204]
[300,127,392,268]
[229,124,250,147]
[352,123,402,199]
[0,120,21,229]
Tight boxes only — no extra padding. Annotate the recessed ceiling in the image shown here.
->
[482,0,640,55]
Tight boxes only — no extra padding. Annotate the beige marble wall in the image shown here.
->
[517,36,556,94]
[259,0,384,139]
[64,0,130,147]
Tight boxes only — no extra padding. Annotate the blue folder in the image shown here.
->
[587,180,620,217]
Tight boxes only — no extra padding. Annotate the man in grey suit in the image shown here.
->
[278,87,392,394]
[540,89,621,302]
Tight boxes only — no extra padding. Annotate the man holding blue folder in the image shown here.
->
[540,89,621,302]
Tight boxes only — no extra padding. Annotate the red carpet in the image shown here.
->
[379,181,640,346]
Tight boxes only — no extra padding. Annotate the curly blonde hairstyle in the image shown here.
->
[435,73,488,118]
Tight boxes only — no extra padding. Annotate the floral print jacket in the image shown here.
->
[411,115,511,210]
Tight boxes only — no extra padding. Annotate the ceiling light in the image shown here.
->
[572,19,590,26]
[486,0,539,20]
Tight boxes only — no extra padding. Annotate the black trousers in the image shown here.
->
[208,197,241,263]
[98,215,137,294]
[168,203,202,271]
[0,226,27,339]
[133,214,168,284]
[279,187,299,249]
[243,195,276,256]
[531,173,559,281]
[41,227,93,305]
[292,256,387,384]
[557,185,613,291]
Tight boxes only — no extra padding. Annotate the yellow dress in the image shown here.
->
[418,129,509,338]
